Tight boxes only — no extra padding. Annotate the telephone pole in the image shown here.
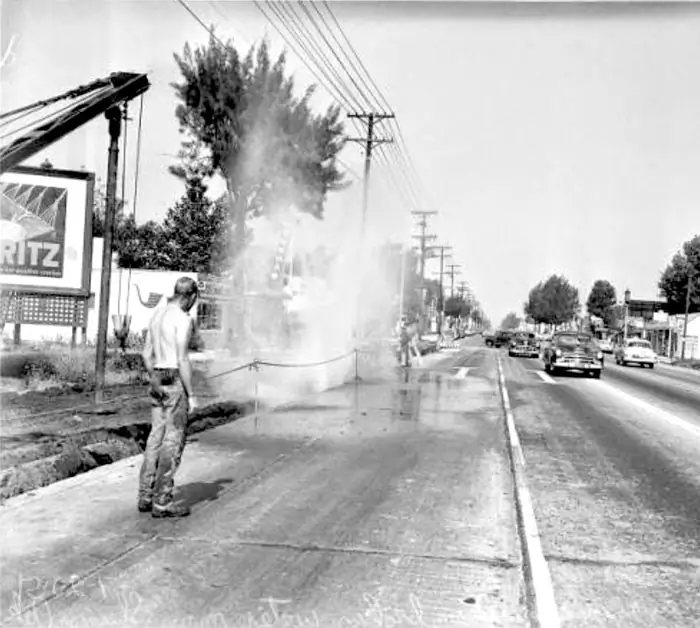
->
[411,211,437,285]
[410,211,437,335]
[446,263,461,298]
[348,112,395,238]
[681,269,695,360]
[430,245,452,332]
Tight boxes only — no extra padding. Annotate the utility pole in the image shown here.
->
[411,211,437,284]
[433,245,451,333]
[410,211,437,334]
[681,269,695,360]
[348,112,395,238]
[95,105,123,405]
[446,263,462,298]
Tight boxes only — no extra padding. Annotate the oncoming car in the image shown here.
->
[613,338,658,368]
[542,331,604,378]
[508,332,539,358]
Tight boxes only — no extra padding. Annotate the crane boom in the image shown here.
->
[0,72,150,174]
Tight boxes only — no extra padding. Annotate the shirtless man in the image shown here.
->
[138,277,199,518]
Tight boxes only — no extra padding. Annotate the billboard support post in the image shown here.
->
[94,106,122,404]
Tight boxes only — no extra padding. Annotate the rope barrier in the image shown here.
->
[205,360,261,381]
[257,349,355,369]
[10,342,393,424]
[205,347,366,380]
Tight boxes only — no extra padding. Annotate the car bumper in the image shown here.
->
[555,358,603,370]
[510,347,539,356]
[622,356,657,364]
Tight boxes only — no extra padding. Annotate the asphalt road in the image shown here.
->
[5,342,699,628]
[499,349,700,627]
[1,344,526,628]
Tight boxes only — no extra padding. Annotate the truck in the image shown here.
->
[484,330,514,348]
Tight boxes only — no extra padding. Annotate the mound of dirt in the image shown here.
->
[0,398,255,501]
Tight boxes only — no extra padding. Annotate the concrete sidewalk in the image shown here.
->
[1,349,524,628]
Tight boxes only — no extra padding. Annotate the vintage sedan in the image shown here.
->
[542,331,604,378]
[508,332,540,358]
[613,338,657,368]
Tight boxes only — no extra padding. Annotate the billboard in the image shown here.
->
[0,166,94,296]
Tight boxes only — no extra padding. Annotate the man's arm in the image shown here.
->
[141,324,156,379]
[175,316,195,400]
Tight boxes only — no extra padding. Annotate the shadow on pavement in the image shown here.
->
[177,477,235,508]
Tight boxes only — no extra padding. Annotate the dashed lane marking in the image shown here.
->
[593,379,700,441]
[534,371,556,384]
[497,356,561,628]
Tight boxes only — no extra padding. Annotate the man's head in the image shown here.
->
[171,277,199,312]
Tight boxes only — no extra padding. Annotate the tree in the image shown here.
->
[117,216,173,270]
[658,235,700,315]
[444,295,472,318]
[170,36,347,245]
[158,176,230,273]
[500,311,522,330]
[524,282,545,323]
[586,280,618,327]
[525,275,580,327]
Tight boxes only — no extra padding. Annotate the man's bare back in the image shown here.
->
[149,303,194,369]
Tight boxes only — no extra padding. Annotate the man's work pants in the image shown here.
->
[138,369,188,510]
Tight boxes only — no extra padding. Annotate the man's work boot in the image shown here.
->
[152,502,191,518]
[137,499,152,513]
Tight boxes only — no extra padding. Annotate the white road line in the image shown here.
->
[594,380,700,440]
[456,367,470,379]
[497,356,561,628]
[535,371,556,384]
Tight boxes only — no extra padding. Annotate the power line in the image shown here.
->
[319,0,392,114]
[271,1,363,111]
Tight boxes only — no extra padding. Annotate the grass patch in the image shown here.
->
[16,345,145,391]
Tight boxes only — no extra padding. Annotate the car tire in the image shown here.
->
[486,341,493,348]
[592,371,601,379]
[648,363,654,369]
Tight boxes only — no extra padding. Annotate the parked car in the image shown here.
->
[613,338,657,368]
[508,332,540,358]
[542,331,604,378]
[484,330,514,348]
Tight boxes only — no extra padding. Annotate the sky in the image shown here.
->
[2,0,700,326]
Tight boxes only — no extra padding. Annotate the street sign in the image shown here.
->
[627,299,660,320]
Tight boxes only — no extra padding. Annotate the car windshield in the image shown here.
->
[628,340,651,349]
[556,334,592,347]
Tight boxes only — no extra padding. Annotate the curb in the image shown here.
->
[496,355,561,628]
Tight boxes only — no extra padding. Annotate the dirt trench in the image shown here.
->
[0,400,255,501]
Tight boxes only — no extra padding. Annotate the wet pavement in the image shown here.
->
[0,342,526,628]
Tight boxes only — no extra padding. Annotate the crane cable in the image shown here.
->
[125,95,145,319]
